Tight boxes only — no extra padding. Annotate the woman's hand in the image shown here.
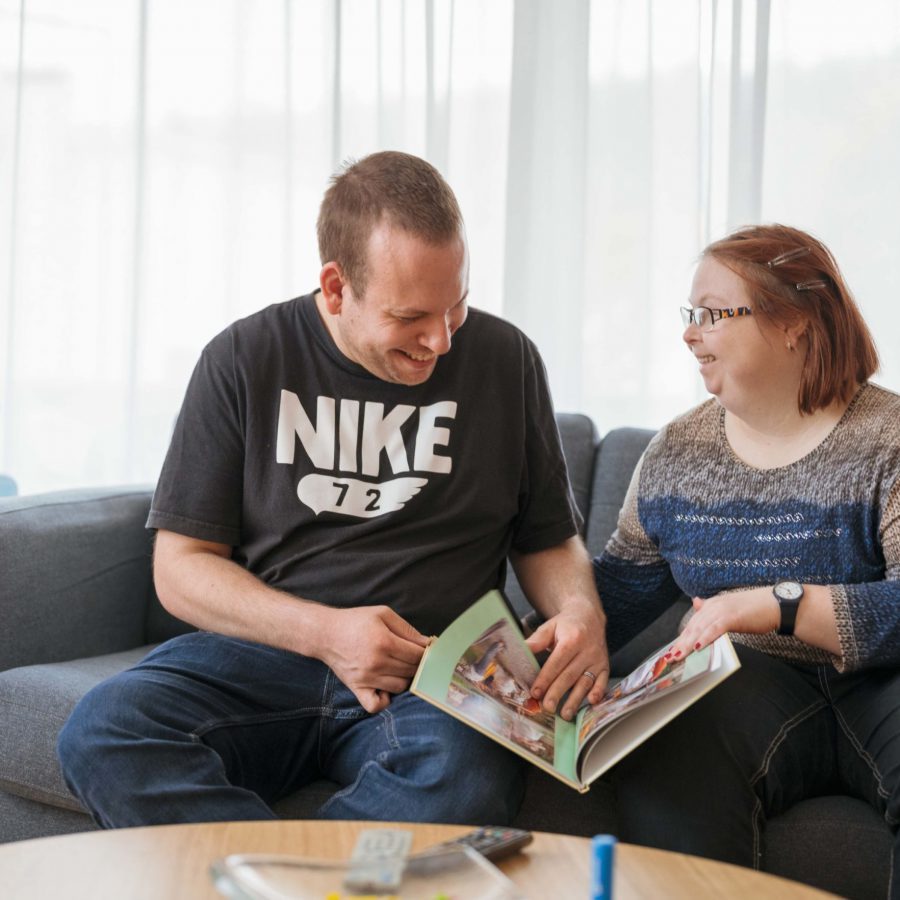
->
[668,587,780,660]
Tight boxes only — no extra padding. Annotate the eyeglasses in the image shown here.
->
[680,306,752,332]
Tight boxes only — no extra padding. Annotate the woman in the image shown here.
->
[595,224,899,891]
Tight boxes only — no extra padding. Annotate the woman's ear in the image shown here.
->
[319,261,347,314]
[784,316,808,351]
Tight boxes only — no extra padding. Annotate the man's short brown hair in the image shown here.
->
[704,224,879,414]
[317,151,463,295]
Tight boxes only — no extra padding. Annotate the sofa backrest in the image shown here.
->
[584,426,655,556]
[554,413,599,528]
[0,487,161,670]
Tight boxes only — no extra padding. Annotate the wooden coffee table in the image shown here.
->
[0,819,834,898]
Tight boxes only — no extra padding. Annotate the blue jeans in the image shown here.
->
[611,644,900,896]
[57,632,525,828]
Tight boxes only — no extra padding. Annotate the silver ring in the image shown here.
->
[582,670,596,682]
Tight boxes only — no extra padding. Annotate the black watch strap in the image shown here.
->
[773,581,803,636]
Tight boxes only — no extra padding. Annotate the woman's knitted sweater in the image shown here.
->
[595,383,900,672]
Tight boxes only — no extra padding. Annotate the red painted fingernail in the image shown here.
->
[674,649,682,658]
[694,641,702,650]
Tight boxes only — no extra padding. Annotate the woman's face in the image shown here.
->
[684,256,790,409]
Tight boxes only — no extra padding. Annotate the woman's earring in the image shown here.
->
[787,340,794,351]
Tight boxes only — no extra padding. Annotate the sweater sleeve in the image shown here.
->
[831,476,900,671]
[594,453,684,653]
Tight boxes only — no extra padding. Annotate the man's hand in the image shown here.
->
[525,600,609,721]
[317,606,430,713]
[511,536,609,721]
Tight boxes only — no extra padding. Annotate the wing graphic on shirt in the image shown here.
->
[297,473,429,519]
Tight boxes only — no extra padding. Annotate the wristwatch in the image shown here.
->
[773,581,804,635]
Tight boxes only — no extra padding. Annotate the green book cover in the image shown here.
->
[411,590,581,788]
[411,589,740,792]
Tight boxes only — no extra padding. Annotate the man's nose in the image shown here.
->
[421,316,452,355]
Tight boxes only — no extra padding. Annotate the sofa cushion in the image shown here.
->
[514,769,617,836]
[272,781,340,818]
[0,791,96,843]
[0,646,153,809]
[765,795,891,898]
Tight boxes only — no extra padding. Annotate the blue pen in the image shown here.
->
[590,834,616,900]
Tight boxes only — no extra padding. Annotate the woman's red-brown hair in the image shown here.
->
[703,224,879,414]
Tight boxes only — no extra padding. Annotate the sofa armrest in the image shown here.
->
[0,487,160,671]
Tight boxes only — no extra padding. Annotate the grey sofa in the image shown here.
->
[0,415,890,898]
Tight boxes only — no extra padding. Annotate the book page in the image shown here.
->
[575,641,715,754]
[411,591,580,787]
[575,634,740,786]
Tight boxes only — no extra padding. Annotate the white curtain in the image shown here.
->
[2,0,899,495]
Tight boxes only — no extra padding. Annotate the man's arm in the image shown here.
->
[511,535,609,721]
[153,530,428,713]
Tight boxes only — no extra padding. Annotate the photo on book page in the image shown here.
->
[577,642,712,746]
[448,617,557,763]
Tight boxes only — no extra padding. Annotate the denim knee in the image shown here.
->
[59,672,134,763]
[377,700,527,824]
[428,738,525,824]
[317,692,527,826]
[57,681,122,818]
[321,744,525,825]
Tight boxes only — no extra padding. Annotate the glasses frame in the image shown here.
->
[680,305,753,332]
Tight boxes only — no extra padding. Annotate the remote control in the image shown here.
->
[421,826,533,862]
[343,828,413,893]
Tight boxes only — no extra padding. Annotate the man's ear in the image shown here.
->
[319,261,347,314]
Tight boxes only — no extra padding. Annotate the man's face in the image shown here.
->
[323,222,469,386]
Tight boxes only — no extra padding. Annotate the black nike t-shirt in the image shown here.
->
[147,292,578,635]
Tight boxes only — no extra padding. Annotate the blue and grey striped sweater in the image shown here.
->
[595,383,900,672]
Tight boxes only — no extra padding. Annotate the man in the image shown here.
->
[58,151,608,827]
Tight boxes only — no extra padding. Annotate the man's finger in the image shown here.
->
[356,687,391,714]
[525,619,556,655]
[380,636,426,667]
[586,668,609,703]
[372,674,414,694]
[560,674,593,721]
[373,656,420,679]
[529,645,567,700]
[380,608,430,646]
[539,649,610,715]
[543,658,595,718]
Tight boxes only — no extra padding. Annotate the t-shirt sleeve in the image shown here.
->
[146,331,245,546]
[509,345,580,554]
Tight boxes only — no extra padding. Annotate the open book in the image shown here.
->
[411,590,740,792]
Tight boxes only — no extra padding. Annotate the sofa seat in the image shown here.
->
[0,647,154,813]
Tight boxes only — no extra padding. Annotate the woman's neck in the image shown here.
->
[722,391,855,470]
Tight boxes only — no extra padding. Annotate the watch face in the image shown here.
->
[775,581,803,601]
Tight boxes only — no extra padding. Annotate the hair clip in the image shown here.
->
[767,247,810,268]
[796,280,826,291]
